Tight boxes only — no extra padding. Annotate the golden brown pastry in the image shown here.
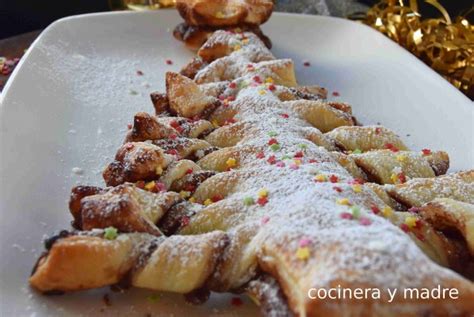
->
[176,0,274,27]
[173,22,272,51]
[70,183,182,235]
[30,11,474,317]
[350,149,449,184]
[30,231,228,293]
[326,125,408,152]
[385,171,474,208]
[420,198,474,256]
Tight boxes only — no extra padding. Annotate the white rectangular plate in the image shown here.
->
[0,10,472,316]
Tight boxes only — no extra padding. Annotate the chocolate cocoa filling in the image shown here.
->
[157,201,196,236]
[247,274,294,317]
[115,237,164,289]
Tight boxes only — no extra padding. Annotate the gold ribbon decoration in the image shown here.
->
[363,1,473,99]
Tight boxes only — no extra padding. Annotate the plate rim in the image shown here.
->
[1,10,471,107]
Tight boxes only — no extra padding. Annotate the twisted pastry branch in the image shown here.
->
[30,27,474,317]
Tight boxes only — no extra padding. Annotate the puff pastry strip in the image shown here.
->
[30,230,228,294]
[350,149,449,184]
[173,22,272,51]
[125,112,214,142]
[420,198,474,256]
[69,183,183,235]
[326,125,408,152]
[385,170,474,208]
[30,26,474,317]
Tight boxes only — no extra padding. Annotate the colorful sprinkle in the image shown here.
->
[155,182,166,192]
[280,113,289,119]
[396,154,407,162]
[351,178,365,185]
[359,217,372,226]
[352,149,363,154]
[385,143,399,152]
[270,144,281,151]
[391,172,407,184]
[298,238,311,247]
[165,59,173,65]
[104,227,118,240]
[243,197,255,206]
[400,223,410,233]
[337,198,351,206]
[296,247,310,260]
[340,212,353,220]
[258,188,268,198]
[268,138,278,145]
[261,216,270,225]
[212,195,223,202]
[257,197,268,206]
[229,82,237,89]
[268,131,278,137]
[265,77,274,84]
[223,118,236,125]
[256,152,265,159]
[211,120,220,128]
[275,161,285,167]
[314,174,327,182]
[350,206,361,218]
[203,198,213,206]
[179,191,191,199]
[382,206,393,218]
[352,184,362,193]
[398,172,407,183]
[267,155,277,164]
[332,91,340,97]
[181,216,190,227]
[404,216,418,228]
[226,157,238,169]
[329,175,339,183]
[421,149,432,155]
[370,204,381,214]
[144,181,156,191]
[333,186,343,193]
[155,166,163,175]
[294,151,304,158]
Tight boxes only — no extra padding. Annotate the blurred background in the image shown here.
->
[0,0,471,39]
[0,0,472,97]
